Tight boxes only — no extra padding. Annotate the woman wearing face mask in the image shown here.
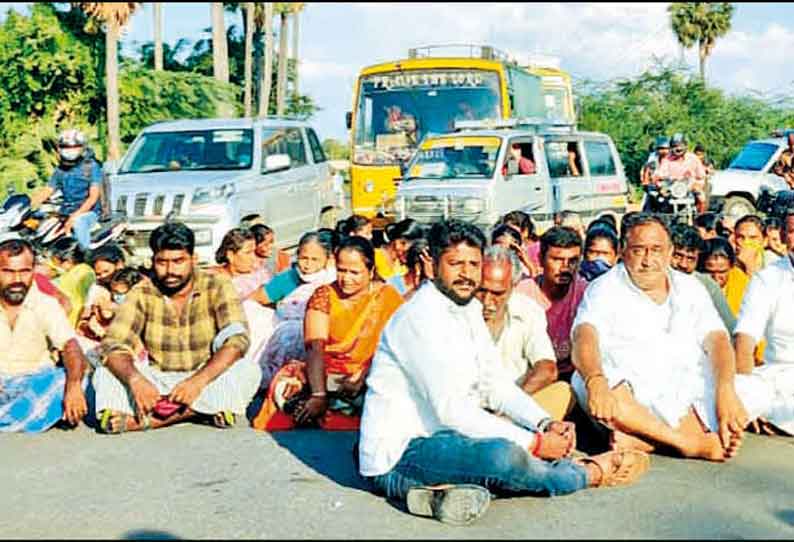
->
[254,232,336,389]
[375,219,425,280]
[580,225,619,282]
[253,236,403,431]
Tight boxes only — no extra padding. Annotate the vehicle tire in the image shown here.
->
[722,196,756,220]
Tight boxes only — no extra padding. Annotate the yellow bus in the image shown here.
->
[346,44,575,218]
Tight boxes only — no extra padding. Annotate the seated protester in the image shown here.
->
[476,246,575,421]
[734,209,794,435]
[590,213,618,233]
[694,212,719,241]
[373,218,425,280]
[387,238,433,300]
[491,224,536,282]
[90,243,126,290]
[253,236,404,431]
[359,220,649,526]
[699,237,748,317]
[734,214,780,274]
[522,227,588,382]
[94,222,260,433]
[47,237,96,328]
[580,224,618,282]
[78,243,126,337]
[718,215,737,249]
[0,236,88,432]
[108,267,142,305]
[336,214,374,242]
[255,232,336,390]
[570,213,769,462]
[764,217,787,258]
[670,224,736,333]
[560,211,586,240]
[249,223,276,281]
[501,143,536,176]
[500,210,541,276]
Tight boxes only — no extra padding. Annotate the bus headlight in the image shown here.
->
[364,180,375,193]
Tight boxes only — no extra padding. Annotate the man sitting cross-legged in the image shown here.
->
[475,245,574,421]
[570,213,769,461]
[359,220,649,527]
[93,222,261,433]
[0,235,89,432]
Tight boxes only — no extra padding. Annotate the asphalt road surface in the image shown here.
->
[2,422,793,539]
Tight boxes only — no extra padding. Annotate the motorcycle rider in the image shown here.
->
[640,135,670,186]
[653,133,708,214]
[33,129,104,251]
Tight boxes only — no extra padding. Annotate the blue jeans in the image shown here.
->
[368,430,589,501]
[72,211,98,250]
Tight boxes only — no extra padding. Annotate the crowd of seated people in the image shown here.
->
[3,201,794,526]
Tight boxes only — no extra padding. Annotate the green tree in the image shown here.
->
[322,138,350,161]
[669,2,734,83]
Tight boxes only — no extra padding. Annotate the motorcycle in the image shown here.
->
[641,177,697,225]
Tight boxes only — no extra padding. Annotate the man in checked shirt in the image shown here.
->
[93,222,261,433]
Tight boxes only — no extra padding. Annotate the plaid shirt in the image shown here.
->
[101,271,250,372]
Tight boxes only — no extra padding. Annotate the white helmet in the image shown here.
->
[57,129,86,164]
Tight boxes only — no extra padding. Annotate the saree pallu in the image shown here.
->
[723,268,766,365]
[252,283,403,431]
[54,264,96,328]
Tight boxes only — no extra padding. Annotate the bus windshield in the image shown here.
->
[353,69,501,166]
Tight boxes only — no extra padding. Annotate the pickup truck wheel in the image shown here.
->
[723,196,756,220]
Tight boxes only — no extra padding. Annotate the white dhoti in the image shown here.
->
[744,363,794,434]
[242,299,275,367]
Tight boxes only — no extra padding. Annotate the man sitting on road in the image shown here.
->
[570,213,769,461]
[522,226,588,382]
[0,235,88,432]
[734,208,794,436]
[476,245,575,421]
[670,223,736,333]
[359,220,649,526]
[94,222,260,433]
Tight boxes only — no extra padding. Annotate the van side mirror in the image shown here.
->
[264,154,291,173]
[345,111,352,130]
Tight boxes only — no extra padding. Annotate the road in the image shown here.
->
[2,423,793,539]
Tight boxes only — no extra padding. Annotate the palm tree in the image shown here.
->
[258,2,274,117]
[275,3,290,116]
[243,3,254,116]
[76,2,139,162]
[669,2,734,83]
[290,3,304,98]
[211,2,229,83]
[153,2,163,71]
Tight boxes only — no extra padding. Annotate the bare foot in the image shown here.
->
[724,431,743,460]
[610,430,655,454]
[684,432,725,462]
[578,450,650,488]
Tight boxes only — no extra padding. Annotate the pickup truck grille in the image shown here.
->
[115,193,188,218]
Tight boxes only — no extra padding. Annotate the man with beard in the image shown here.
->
[359,220,650,526]
[522,227,587,382]
[570,213,770,461]
[93,222,259,433]
[0,236,88,432]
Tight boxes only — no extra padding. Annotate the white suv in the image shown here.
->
[106,117,337,265]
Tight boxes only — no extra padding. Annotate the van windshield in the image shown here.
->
[119,129,254,174]
[404,136,501,180]
[728,142,779,171]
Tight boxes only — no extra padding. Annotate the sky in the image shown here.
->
[4,2,794,142]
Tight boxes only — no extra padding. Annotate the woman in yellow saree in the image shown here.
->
[253,236,404,431]
[47,237,96,327]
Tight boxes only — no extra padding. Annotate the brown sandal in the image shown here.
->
[579,450,650,488]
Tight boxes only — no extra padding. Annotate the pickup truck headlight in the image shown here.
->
[191,184,235,206]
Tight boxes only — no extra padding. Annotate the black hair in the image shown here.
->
[149,222,195,255]
[406,238,430,271]
[585,224,619,255]
[0,238,34,259]
[336,235,375,271]
[735,214,764,234]
[500,210,535,239]
[671,223,706,253]
[316,228,340,252]
[335,214,371,238]
[783,208,794,234]
[215,227,255,265]
[694,212,720,233]
[50,236,85,264]
[249,223,274,244]
[589,214,618,233]
[384,218,425,243]
[764,216,782,233]
[298,230,333,257]
[540,226,582,260]
[699,237,736,269]
[491,223,523,246]
[694,144,706,154]
[89,243,125,267]
[110,267,143,289]
[619,212,671,249]
[428,220,486,264]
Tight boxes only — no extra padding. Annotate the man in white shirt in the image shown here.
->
[475,245,574,421]
[359,220,649,526]
[734,209,794,436]
[571,213,769,461]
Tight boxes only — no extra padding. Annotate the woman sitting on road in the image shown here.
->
[699,237,749,317]
[255,231,336,389]
[253,236,403,431]
[580,224,619,282]
[386,238,433,300]
[374,218,425,280]
[336,214,374,241]
[46,237,95,328]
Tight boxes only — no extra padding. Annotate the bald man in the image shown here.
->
[476,245,575,421]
